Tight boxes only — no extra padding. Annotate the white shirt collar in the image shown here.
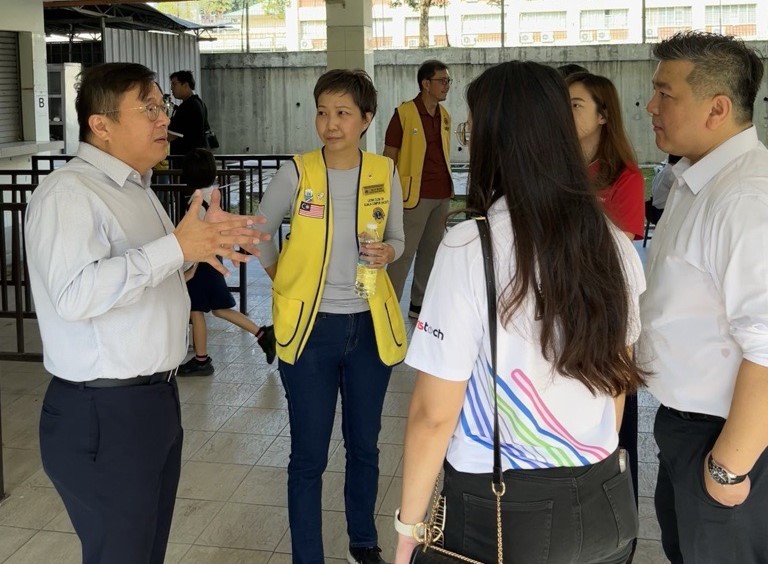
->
[76,142,153,190]
[676,126,759,195]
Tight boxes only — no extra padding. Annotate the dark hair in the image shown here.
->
[653,31,763,123]
[76,63,156,143]
[170,70,196,90]
[182,148,217,191]
[417,59,449,89]
[464,61,645,396]
[313,68,377,125]
[557,63,589,78]
[566,72,638,189]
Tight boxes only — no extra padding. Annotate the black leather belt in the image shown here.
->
[55,369,178,389]
[665,405,725,423]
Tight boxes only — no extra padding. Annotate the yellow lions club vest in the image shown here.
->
[396,100,451,209]
[272,148,407,366]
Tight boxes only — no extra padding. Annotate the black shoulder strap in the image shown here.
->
[475,217,503,491]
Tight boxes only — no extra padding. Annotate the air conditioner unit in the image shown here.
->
[580,30,594,42]
[519,32,533,44]
[646,27,657,38]
[299,39,313,50]
[461,34,477,46]
[596,29,611,41]
[407,38,419,47]
[540,31,555,43]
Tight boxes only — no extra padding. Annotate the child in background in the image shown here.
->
[179,148,276,376]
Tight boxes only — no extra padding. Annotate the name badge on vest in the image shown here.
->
[298,201,325,219]
[363,184,385,196]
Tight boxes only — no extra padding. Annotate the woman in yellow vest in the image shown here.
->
[255,69,406,564]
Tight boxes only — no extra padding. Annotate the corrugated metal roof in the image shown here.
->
[44,3,207,35]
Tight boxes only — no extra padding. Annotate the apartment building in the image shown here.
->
[202,0,768,52]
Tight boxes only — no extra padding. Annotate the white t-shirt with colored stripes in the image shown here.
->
[405,200,645,473]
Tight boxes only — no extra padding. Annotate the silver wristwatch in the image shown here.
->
[707,453,747,485]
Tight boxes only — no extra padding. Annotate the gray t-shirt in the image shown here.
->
[256,161,405,313]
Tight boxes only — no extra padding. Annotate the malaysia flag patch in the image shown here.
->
[298,201,325,219]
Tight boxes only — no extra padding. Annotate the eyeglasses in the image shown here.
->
[102,100,173,122]
[455,121,470,146]
[429,78,453,86]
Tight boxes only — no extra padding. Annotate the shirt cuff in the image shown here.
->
[144,234,185,285]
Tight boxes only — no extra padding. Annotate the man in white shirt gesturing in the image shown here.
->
[25,62,266,564]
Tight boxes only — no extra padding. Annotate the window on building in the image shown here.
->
[705,4,757,36]
[371,18,394,48]
[0,31,21,144]
[519,11,567,32]
[580,9,629,30]
[404,16,448,47]
[646,7,693,28]
[300,20,326,39]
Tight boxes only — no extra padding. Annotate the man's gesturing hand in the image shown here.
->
[174,190,269,275]
[203,188,268,257]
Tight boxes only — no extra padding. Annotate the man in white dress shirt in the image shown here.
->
[25,63,265,564]
[641,32,768,564]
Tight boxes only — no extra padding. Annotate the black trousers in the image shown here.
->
[654,406,768,564]
[39,377,183,564]
[618,392,639,507]
[441,449,636,564]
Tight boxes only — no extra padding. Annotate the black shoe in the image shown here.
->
[408,302,421,320]
[347,546,386,564]
[178,355,214,376]
[257,325,276,365]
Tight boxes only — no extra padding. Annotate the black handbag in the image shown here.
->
[205,129,220,150]
[409,217,505,564]
[202,100,220,149]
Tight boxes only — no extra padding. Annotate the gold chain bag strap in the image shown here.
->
[409,217,505,564]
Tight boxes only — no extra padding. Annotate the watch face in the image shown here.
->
[708,454,746,485]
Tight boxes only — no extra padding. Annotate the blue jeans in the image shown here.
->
[279,311,392,564]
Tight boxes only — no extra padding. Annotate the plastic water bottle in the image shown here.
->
[355,223,380,299]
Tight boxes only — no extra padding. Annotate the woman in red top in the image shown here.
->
[567,72,645,240]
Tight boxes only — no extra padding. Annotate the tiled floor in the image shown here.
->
[0,245,668,563]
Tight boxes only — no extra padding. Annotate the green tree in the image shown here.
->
[232,0,290,18]
[390,0,505,47]
[390,0,448,47]
[200,0,237,19]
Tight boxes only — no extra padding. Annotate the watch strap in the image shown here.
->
[394,509,426,540]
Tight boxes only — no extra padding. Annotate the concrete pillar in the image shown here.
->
[325,0,376,151]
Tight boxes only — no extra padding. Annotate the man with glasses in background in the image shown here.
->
[25,62,265,564]
[384,60,453,319]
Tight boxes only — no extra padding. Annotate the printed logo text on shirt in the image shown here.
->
[416,320,444,340]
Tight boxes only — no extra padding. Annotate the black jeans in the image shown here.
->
[441,449,636,564]
[654,406,768,564]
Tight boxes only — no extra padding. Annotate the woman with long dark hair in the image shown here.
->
[394,61,645,564]
[567,72,645,240]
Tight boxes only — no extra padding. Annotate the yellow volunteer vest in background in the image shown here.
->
[396,100,451,209]
[272,148,407,366]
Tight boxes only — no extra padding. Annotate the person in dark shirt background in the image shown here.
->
[168,70,207,155]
